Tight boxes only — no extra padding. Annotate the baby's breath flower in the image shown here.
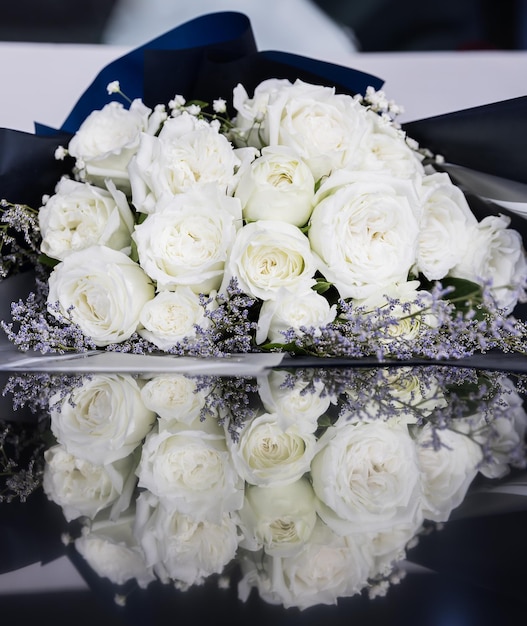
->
[105,80,132,104]
[106,80,121,94]
[54,146,68,160]
[61,532,73,546]
[213,98,227,114]
[388,101,404,116]
[186,103,201,116]
[168,94,186,110]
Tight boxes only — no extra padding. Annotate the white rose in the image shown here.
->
[256,287,337,344]
[234,79,372,180]
[414,423,482,522]
[451,213,527,313]
[42,444,135,522]
[68,99,159,190]
[358,113,425,179]
[129,112,242,214]
[74,513,156,588]
[222,220,317,301]
[138,287,211,350]
[311,420,422,535]
[136,423,244,521]
[257,369,334,433]
[227,412,317,487]
[140,374,209,423]
[39,177,134,261]
[238,519,373,610]
[309,171,420,299]
[49,374,156,466]
[135,492,240,586]
[414,171,478,280]
[47,245,155,346]
[234,146,315,226]
[232,78,292,149]
[238,478,318,556]
[353,280,438,351]
[132,186,241,293]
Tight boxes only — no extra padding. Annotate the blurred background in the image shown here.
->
[0,0,526,51]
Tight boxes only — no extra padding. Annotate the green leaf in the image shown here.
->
[439,276,485,315]
[187,100,209,109]
[260,341,310,355]
[312,279,333,295]
[37,254,59,269]
[314,175,328,193]
[130,237,139,264]
[446,373,498,413]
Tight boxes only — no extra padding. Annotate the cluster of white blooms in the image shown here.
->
[36,78,527,353]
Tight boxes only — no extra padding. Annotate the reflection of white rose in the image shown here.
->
[234,146,315,226]
[68,99,159,190]
[133,187,241,293]
[222,220,317,301]
[129,112,243,213]
[309,171,420,299]
[49,374,156,466]
[415,423,482,522]
[256,288,336,345]
[43,444,135,522]
[376,367,447,422]
[414,171,477,281]
[451,214,527,313]
[238,478,317,556]
[138,287,211,350]
[341,367,446,426]
[475,378,527,479]
[135,492,240,586]
[47,245,155,346]
[257,370,333,433]
[137,424,243,521]
[39,178,134,261]
[365,519,422,579]
[74,513,155,588]
[238,519,373,610]
[233,79,372,180]
[140,374,208,423]
[311,420,421,534]
[228,412,317,487]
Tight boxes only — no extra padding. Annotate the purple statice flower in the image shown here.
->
[0,200,41,279]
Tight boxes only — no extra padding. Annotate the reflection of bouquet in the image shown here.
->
[3,365,526,609]
[1,13,527,361]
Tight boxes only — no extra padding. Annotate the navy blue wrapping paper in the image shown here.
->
[58,12,384,134]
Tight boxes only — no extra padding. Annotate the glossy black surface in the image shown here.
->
[1,364,526,626]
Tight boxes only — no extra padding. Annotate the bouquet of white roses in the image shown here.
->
[1,12,527,363]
